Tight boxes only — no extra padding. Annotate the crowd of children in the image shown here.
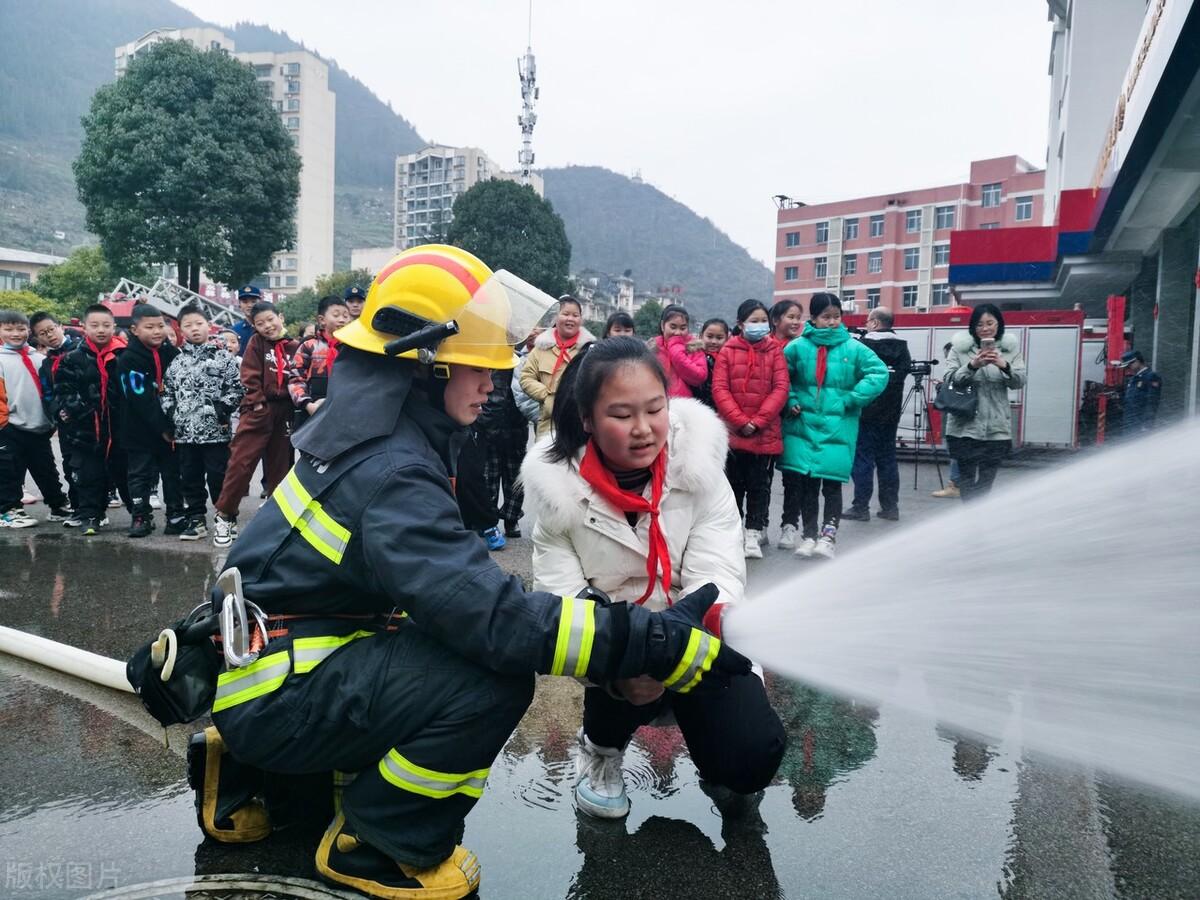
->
[0,284,365,547]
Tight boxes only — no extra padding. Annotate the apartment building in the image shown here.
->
[774,157,1045,314]
[114,28,335,295]
[394,145,545,250]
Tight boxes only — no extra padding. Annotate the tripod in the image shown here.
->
[897,373,945,491]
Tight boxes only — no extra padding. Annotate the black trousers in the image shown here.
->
[797,473,842,539]
[70,445,129,521]
[127,444,185,519]
[725,451,775,532]
[214,624,534,869]
[456,431,498,532]
[945,436,1010,503]
[178,443,230,520]
[582,674,786,795]
[0,426,69,512]
[481,426,527,524]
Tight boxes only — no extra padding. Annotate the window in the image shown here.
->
[784,266,799,281]
[869,214,884,237]
[257,81,273,96]
[905,209,922,233]
[254,64,273,78]
[844,218,859,240]
[866,288,881,309]
[843,254,857,276]
[785,231,800,248]
[283,257,297,270]
[868,251,882,273]
[1015,196,1034,221]
[931,283,951,306]
[814,257,827,278]
[815,221,829,244]
[286,80,301,94]
[904,247,920,270]
[933,244,950,266]
[290,134,299,147]
[286,117,300,129]
[286,275,298,287]
[980,222,1000,230]
[841,290,855,307]
[287,98,299,111]
[935,205,955,229]
[0,268,32,292]
[902,285,919,308]
[273,100,283,112]
[270,275,280,288]
[284,62,300,75]
[981,183,1002,208]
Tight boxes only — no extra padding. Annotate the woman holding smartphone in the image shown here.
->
[942,304,1027,501]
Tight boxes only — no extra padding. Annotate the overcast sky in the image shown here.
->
[176,0,1052,266]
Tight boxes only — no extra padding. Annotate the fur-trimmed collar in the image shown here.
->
[521,397,728,532]
[951,330,1018,353]
[533,327,595,350]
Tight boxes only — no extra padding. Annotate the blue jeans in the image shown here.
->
[851,422,900,513]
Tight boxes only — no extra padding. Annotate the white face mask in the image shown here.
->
[743,322,771,342]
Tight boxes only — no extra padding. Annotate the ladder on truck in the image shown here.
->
[109,277,246,326]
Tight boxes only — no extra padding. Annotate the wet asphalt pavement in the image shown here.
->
[1,458,1198,899]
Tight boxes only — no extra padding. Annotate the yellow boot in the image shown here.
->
[186,726,272,843]
[315,813,481,900]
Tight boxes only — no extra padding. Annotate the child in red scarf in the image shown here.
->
[288,295,351,428]
[521,336,785,822]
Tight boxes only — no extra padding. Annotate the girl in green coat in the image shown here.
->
[781,294,888,559]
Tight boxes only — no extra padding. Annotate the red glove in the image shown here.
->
[701,601,727,639]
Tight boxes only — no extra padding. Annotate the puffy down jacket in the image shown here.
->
[711,334,790,455]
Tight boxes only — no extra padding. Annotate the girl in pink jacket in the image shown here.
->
[652,305,709,399]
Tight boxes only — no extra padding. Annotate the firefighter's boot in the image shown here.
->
[186,726,272,843]
[315,812,481,900]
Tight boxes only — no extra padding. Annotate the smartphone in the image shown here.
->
[981,338,996,351]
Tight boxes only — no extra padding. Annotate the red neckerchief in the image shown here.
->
[552,329,580,375]
[85,335,126,450]
[579,440,670,605]
[16,346,43,398]
[150,345,163,393]
[325,332,339,374]
[815,345,829,398]
[271,340,286,389]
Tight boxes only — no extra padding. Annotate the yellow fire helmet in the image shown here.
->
[334,244,557,370]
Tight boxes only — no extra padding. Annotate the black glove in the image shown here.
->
[645,583,751,693]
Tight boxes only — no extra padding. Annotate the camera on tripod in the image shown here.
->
[909,359,939,378]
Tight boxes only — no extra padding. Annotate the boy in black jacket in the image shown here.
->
[116,304,185,537]
[49,304,129,534]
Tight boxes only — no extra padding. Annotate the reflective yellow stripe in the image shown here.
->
[550,596,596,677]
[663,628,702,689]
[377,749,490,799]
[212,650,290,712]
[663,627,721,693]
[293,630,375,674]
[272,469,351,565]
[677,631,721,694]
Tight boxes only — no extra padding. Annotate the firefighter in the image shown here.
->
[1117,350,1162,435]
[189,244,749,900]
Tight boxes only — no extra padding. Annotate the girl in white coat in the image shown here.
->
[522,337,785,820]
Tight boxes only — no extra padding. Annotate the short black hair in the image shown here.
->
[83,304,114,320]
[546,336,668,463]
[700,317,729,336]
[130,303,163,324]
[735,299,769,325]
[318,295,349,317]
[178,304,210,323]
[769,299,801,329]
[0,308,29,327]
[250,300,279,322]
[602,311,636,337]
[659,304,689,329]
[809,292,841,319]
[968,304,1006,342]
[557,295,582,315]
[29,311,59,331]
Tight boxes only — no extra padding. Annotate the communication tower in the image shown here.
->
[517,2,538,185]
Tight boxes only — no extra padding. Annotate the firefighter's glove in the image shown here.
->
[645,583,750,693]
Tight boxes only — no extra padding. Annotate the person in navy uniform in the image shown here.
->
[232,286,260,354]
[1117,350,1161,436]
[343,284,367,320]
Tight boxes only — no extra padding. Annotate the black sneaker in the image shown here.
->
[128,514,154,538]
[163,516,189,536]
[179,518,208,541]
[46,506,73,523]
[82,517,105,536]
[505,519,522,538]
[841,506,870,522]
[876,508,900,521]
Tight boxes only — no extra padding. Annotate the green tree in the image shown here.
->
[273,269,374,336]
[0,290,73,322]
[446,180,570,297]
[31,246,137,316]
[313,268,373,300]
[74,40,301,292]
[634,299,664,339]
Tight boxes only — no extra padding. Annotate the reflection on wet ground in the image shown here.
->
[2,473,1200,898]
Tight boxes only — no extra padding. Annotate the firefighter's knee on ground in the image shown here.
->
[187,725,272,844]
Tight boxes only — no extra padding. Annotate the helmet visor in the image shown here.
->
[455,269,559,352]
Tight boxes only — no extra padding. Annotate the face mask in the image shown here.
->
[743,323,771,342]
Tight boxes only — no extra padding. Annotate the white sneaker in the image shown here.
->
[814,536,836,559]
[743,529,763,559]
[212,514,237,548]
[574,729,630,819]
[794,537,817,558]
[778,524,798,550]
[149,493,162,510]
[1,508,37,528]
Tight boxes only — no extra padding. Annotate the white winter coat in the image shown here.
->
[522,398,746,613]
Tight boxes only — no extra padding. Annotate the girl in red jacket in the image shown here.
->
[652,305,709,399]
[712,299,790,559]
